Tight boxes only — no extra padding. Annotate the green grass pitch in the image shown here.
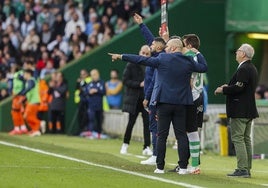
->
[0,133,267,188]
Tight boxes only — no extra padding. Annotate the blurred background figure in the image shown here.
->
[48,71,68,133]
[85,69,106,139]
[105,69,122,109]
[120,45,152,156]
[74,69,91,135]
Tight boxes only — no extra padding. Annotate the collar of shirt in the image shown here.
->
[237,60,247,69]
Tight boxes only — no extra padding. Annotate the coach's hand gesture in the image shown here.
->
[133,13,143,24]
[108,53,122,61]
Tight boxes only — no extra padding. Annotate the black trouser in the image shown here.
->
[78,102,89,132]
[50,110,65,133]
[87,109,103,134]
[123,98,150,149]
[156,103,190,170]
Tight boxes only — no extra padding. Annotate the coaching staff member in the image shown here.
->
[109,38,207,173]
[215,43,258,178]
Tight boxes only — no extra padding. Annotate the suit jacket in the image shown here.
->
[122,52,207,105]
[223,60,259,118]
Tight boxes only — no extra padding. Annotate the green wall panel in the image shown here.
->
[226,0,268,32]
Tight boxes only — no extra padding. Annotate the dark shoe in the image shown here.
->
[227,169,250,178]
[168,165,180,172]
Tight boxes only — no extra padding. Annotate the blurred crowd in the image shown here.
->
[0,0,170,101]
[255,84,268,100]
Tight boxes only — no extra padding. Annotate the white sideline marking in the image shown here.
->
[124,153,147,159]
[0,165,93,170]
[262,184,268,187]
[0,141,204,188]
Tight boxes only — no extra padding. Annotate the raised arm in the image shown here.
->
[133,13,155,45]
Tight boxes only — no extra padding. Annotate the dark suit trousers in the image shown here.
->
[156,103,190,170]
[123,98,150,149]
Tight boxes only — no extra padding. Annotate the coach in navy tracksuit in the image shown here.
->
[86,69,106,136]
[133,13,166,165]
[109,38,208,173]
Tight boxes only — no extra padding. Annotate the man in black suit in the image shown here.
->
[215,43,259,178]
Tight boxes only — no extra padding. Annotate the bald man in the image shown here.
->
[120,45,153,156]
[109,38,207,173]
[86,69,106,138]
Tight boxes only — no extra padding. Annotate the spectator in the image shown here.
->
[64,12,85,40]
[36,51,53,75]
[36,4,55,32]
[12,0,25,19]
[50,47,67,69]
[51,13,66,40]
[47,34,69,55]
[6,63,17,95]
[64,2,83,22]
[85,69,106,139]
[97,15,114,44]
[2,0,16,19]
[0,4,7,22]
[5,24,20,50]
[94,0,107,16]
[140,0,152,18]
[21,28,40,55]
[75,69,91,135]
[88,34,98,48]
[33,0,43,15]
[114,17,128,35]
[20,13,36,38]
[39,22,53,45]
[48,71,68,133]
[40,60,55,79]
[3,12,19,30]
[0,88,9,101]
[68,43,82,61]
[19,1,36,23]
[75,25,88,44]
[105,69,123,109]
[0,71,8,91]
[50,0,65,16]
[255,84,266,99]
[84,11,100,36]
[105,6,117,26]
[1,34,17,59]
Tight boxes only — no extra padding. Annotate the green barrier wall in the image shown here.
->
[226,0,268,32]
[0,0,227,133]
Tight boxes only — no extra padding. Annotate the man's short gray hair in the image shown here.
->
[240,43,255,60]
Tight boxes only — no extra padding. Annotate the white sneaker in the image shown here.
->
[178,168,189,175]
[154,168,164,174]
[142,146,153,156]
[40,120,46,134]
[140,155,156,165]
[120,143,128,154]
[187,166,201,174]
[29,131,41,137]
